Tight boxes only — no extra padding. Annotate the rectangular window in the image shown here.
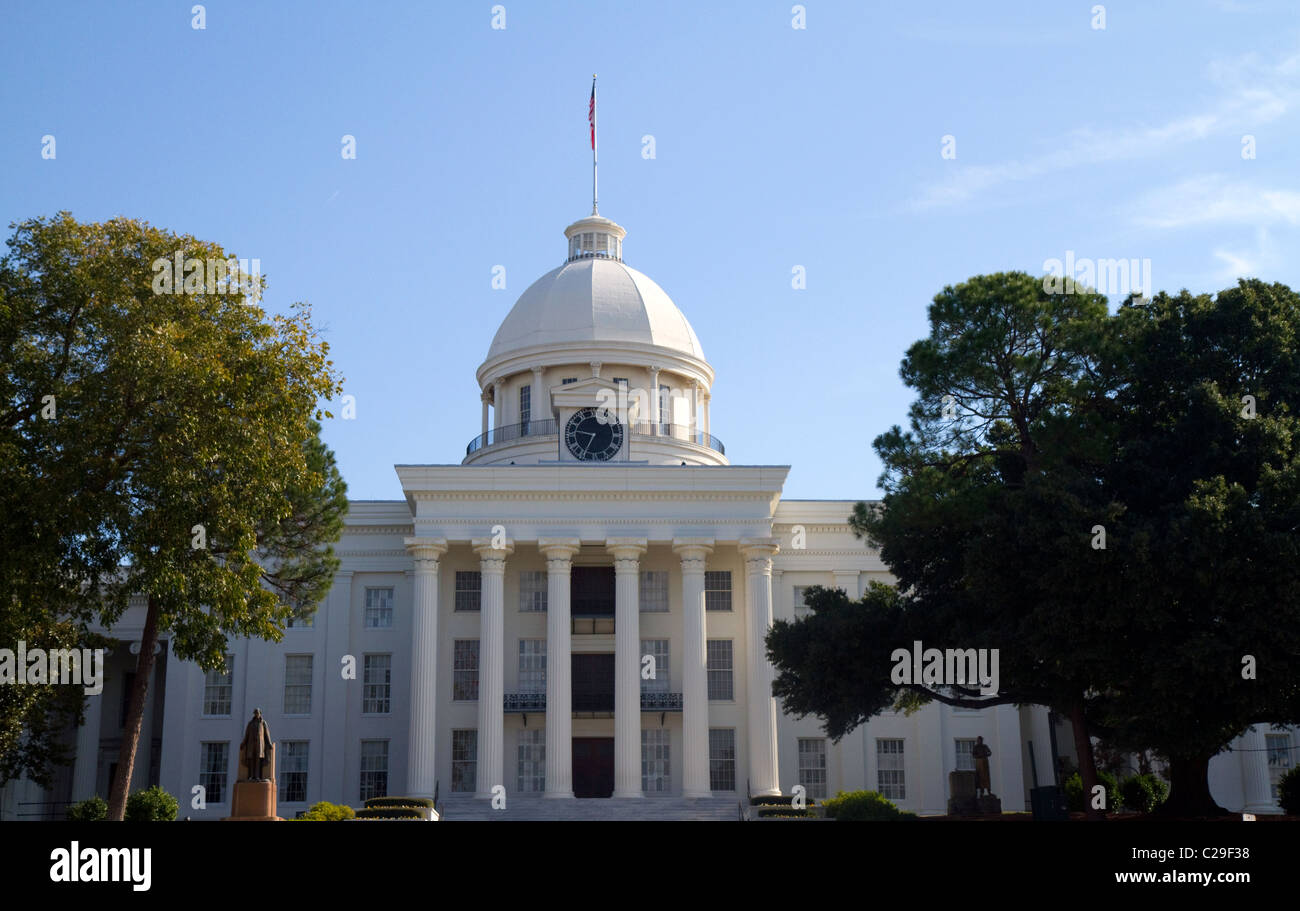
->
[705,571,732,612]
[452,730,478,793]
[359,740,388,801]
[955,738,976,772]
[793,585,811,620]
[283,655,313,715]
[877,739,906,800]
[1266,733,1292,801]
[202,656,233,716]
[519,384,531,429]
[362,654,391,714]
[279,741,309,803]
[517,728,545,793]
[364,587,394,628]
[200,742,229,804]
[455,571,481,612]
[639,570,668,612]
[453,640,480,701]
[798,738,828,800]
[562,377,577,385]
[519,571,547,612]
[518,639,546,694]
[640,639,670,694]
[659,384,670,430]
[706,639,733,701]
[642,729,671,793]
[709,728,736,792]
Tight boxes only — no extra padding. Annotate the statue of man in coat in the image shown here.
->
[972,735,993,797]
[240,708,273,781]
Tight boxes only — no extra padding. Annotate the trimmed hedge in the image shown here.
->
[756,807,816,818]
[354,807,426,820]
[820,790,916,821]
[1279,766,1300,816]
[295,801,356,821]
[750,795,811,807]
[364,796,435,809]
[1118,773,1169,814]
[125,786,179,822]
[67,796,108,822]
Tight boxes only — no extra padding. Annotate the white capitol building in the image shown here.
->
[3,208,1293,820]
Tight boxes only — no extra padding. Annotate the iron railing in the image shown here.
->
[466,419,725,456]
[504,692,547,712]
[503,692,682,712]
[640,692,683,711]
[628,422,725,455]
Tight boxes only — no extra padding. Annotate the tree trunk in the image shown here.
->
[1069,701,1104,819]
[1153,753,1227,818]
[106,596,160,821]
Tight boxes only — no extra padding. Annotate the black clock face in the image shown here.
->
[565,407,624,461]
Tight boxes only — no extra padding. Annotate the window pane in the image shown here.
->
[517,728,545,793]
[639,570,668,612]
[642,729,671,793]
[455,572,482,611]
[203,656,233,716]
[454,640,480,701]
[877,739,905,800]
[705,571,731,612]
[518,639,546,694]
[452,730,478,793]
[798,738,827,799]
[364,587,394,628]
[640,639,670,694]
[709,729,736,792]
[279,741,309,803]
[362,654,391,713]
[519,571,548,612]
[359,740,388,801]
[706,640,733,700]
[284,655,313,714]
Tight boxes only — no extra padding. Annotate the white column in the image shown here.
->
[740,538,781,797]
[492,376,506,427]
[649,365,661,431]
[691,381,700,443]
[609,538,647,798]
[473,537,513,798]
[1241,725,1279,813]
[702,391,711,437]
[674,537,714,797]
[540,538,580,798]
[404,536,448,799]
[72,686,105,801]
[480,392,490,436]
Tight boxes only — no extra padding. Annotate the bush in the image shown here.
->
[66,796,108,822]
[1118,773,1169,814]
[124,786,178,822]
[756,807,816,818]
[820,790,916,821]
[1064,770,1121,813]
[364,796,435,809]
[354,807,426,820]
[296,800,356,821]
[1278,766,1300,816]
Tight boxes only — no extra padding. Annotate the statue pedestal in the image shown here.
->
[224,780,282,821]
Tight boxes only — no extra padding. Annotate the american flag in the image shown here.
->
[589,80,596,150]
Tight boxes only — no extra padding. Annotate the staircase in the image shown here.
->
[438,796,740,821]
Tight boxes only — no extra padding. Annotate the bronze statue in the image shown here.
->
[240,708,273,781]
[972,735,992,797]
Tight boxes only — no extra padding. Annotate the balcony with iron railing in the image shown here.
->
[502,692,684,713]
[465,419,724,457]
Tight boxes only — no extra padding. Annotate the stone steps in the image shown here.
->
[438,796,742,821]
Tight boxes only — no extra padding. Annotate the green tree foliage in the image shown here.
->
[1118,773,1169,814]
[0,213,347,818]
[124,785,179,821]
[1063,770,1121,813]
[820,790,916,821]
[296,801,356,821]
[1277,766,1300,816]
[66,795,108,821]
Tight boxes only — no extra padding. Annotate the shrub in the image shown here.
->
[1063,770,1121,813]
[364,796,435,809]
[354,807,426,820]
[124,786,179,822]
[1278,766,1300,816]
[820,790,916,821]
[296,800,356,821]
[1118,773,1169,814]
[756,807,816,818]
[66,796,108,822]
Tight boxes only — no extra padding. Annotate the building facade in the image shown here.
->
[3,211,1294,820]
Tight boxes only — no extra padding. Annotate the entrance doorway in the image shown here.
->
[572,738,615,798]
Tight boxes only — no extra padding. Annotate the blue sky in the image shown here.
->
[3,1,1298,500]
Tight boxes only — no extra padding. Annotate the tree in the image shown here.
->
[0,213,347,819]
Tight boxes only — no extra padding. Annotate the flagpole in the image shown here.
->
[592,73,598,215]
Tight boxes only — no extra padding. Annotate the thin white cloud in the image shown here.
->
[1212,227,1277,282]
[1132,175,1300,229]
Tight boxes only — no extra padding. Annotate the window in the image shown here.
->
[279,741,308,803]
[359,740,388,801]
[705,571,732,612]
[364,587,394,628]
[518,639,546,694]
[641,639,670,693]
[519,571,547,612]
[455,572,481,612]
[203,656,233,716]
[798,739,828,799]
[793,586,811,620]
[706,640,733,701]
[519,384,531,430]
[1266,733,1292,801]
[200,742,228,804]
[453,640,480,701]
[283,655,313,715]
[562,377,577,385]
[517,728,545,793]
[613,377,629,389]
[658,384,670,429]
[709,729,736,792]
[640,570,668,612]
[955,738,976,772]
[452,730,477,793]
[643,729,671,793]
[877,739,906,800]
[362,654,391,714]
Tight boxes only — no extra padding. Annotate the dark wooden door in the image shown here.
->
[572,653,615,713]
[571,566,615,616]
[572,738,615,798]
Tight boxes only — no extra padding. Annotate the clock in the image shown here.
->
[564,407,624,461]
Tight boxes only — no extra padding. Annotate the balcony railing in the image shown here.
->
[503,692,684,713]
[465,419,724,456]
[571,614,615,635]
[504,692,546,713]
[640,691,683,712]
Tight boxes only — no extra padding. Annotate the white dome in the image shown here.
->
[486,218,705,363]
